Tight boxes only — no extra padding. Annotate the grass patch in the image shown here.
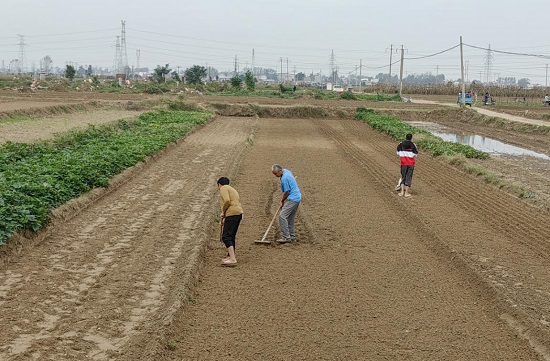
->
[0,109,213,245]
[0,115,34,124]
[355,108,488,159]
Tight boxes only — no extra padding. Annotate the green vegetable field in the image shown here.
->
[0,109,213,244]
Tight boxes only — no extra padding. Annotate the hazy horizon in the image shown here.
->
[1,0,549,84]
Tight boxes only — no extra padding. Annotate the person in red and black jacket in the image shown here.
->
[396,133,418,197]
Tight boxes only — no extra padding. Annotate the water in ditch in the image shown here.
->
[409,122,550,160]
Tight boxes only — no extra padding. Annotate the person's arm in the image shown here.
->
[219,187,231,217]
[412,142,419,155]
[280,177,292,207]
[280,191,290,208]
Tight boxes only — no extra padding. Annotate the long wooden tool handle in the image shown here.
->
[259,207,281,243]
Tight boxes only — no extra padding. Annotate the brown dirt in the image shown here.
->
[0,116,257,360]
[0,109,144,144]
[158,117,550,360]
[3,115,549,360]
[1,94,550,360]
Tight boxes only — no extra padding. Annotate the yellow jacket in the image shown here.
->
[219,185,243,217]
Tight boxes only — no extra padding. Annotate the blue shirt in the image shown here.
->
[281,169,301,202]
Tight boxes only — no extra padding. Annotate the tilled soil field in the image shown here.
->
[1,112,549,360]
[0,109,144,144]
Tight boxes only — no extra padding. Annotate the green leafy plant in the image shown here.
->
[245,71,255,91]
[230,76,242,89]
[0,110,213,245]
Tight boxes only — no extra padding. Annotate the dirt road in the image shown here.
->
[413,98,550,127]
[1,115,550,360]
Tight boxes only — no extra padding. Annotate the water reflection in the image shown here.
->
[409,122,550,160]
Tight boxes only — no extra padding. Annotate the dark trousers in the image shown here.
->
[400,165,415,187]
[222,214,242,249]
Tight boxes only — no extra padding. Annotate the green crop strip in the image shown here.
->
[0,110,213,245]
[355,108,489,159]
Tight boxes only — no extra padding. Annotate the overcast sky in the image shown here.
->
[1,0,549,84]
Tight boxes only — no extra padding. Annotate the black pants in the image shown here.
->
[222,214,242,249]
[400,165,415,187]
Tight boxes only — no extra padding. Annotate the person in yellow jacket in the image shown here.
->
[217,177,243,266]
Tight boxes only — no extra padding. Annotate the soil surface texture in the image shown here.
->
[0,99,549,360]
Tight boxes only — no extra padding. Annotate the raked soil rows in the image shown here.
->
[0,115,549,360]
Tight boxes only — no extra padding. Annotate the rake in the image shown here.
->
[253,206,281,244]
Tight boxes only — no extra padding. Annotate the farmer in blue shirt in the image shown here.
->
[271,164,302,243]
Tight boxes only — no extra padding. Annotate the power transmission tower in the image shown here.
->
[329,50,336,84]
[120,21,129,75]
[286,58,289,82]
[359,59,362,92]
[483,44,493,83]
[17,34,26,74]
[113,36,122,74]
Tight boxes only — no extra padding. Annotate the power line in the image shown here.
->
[464,43,550,60]
[24,28,119,38]
[404,44,459,60]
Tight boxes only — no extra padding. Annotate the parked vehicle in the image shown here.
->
[332,85,344,93]
[457,93,473,107]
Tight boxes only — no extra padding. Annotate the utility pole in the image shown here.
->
[329,50,336,85]
[436,65,439,86]
[399,45,404,98]
[460,36,466,107]
[234,55,238,77]
[135,49,141,73]
[280,57,283,83]
[251,48,255,76]
[359,59,362,92]
[387,44,394,85]
[546,64,548,87]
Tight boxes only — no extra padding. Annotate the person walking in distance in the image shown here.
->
[217,177,243,266]
[271,164,302,243]
[397,133,418,198]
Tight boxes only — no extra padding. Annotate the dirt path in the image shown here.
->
[0,117,257,360]
[158,117,550,360]
[413,98,550,127]
[0,109,143,144]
